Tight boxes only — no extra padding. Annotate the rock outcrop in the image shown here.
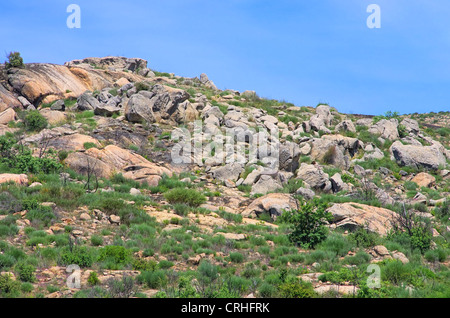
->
[65,145,172,186]
[326,202,395,235]
[242,193,298,218]
[390,141,447,170]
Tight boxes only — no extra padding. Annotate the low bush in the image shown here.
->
[98,245,132,270]
[60,246,95,268]
[280,199,332,248]
[23,110,48,132]
[164,188,206,207]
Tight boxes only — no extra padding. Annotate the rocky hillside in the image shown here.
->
[0,56,449,298]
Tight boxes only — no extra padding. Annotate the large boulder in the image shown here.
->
[0,108,17,125]
[315,105,333,126]
[125,93,155,123]
[211,163,244,182]
[335,120,356,133]
[411,172,436,188]
[0,85,21,112]
[199,73,218,90]
[309,135,361,169]
[45,133,101,151]
[76,92,100,111]
[390,141,446,170]
[250,175,283,195]
[400,118,420,135]
[278,141,301,172]
[65,145,172,186]
[0,174,28,186]
[94,103,121,117]
[326,202,396,235]
[296,163,332,192]
[39,109,67,125]
[242,193,298,218]
[125,85,194,124]
[368,119,399,141]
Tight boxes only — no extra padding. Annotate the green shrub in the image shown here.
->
[424,248,448,263]
[98,245,132,269]
[135,82,150,92]
[60,246,95,268]
[280,199,332,248]
[381,260,411,285]
[137,270,167,289]
[26,205,56,227]
[21,282,34,293]
[258,282,277,298]
[107,276,135,298]
[173,203,190,216]
[316,233,355,257]
[5,52,24,69]
[0,273,20,296]
[164,188,206,207]
[344,251,371,265]
[15,262,35,283]
[150,174,191,193]
[278,278,316,298]
[88,272,100,286]
[83,142,98,150]
[229,252,244,263]
[23,110,48,132]
[158,260,174,269]
[0,254,16,270]
[91,235,104,246]
[348,227,379,248]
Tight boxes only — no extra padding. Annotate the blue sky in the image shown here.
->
[1,0,450,115]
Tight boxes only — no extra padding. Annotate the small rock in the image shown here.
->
[374,245,390,257]
[79,213,91,221]
[129,188,141,196]
[109,215,121,225]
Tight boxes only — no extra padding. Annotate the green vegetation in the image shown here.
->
[280,199,332,248]
[5,51,24,69]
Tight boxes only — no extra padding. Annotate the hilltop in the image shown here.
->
[0,56,449,299]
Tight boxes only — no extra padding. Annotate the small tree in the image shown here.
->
[280,199,333,248]
[390,203,433,253]
[5,52,24,69]
[23,110,48,132]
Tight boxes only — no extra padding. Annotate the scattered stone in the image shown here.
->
[109,215,121,224]
[411,172,436,188]
[129,188,141,196]
[79,213,91,221]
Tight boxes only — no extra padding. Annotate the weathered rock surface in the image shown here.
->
[296,163,332,192]
[390,141,446,170]
[65,145,172,186]
[125,84,195,124]
[369,119,399,141]
[411,172,436,188]
[326,202,395,235]
[211,163,244,183]
[242,193,298,218]
[0,108,16,125]
[0,84,21,112]
[0,174,29,185]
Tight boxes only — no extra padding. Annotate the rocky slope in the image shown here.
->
[0,56,449,298]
